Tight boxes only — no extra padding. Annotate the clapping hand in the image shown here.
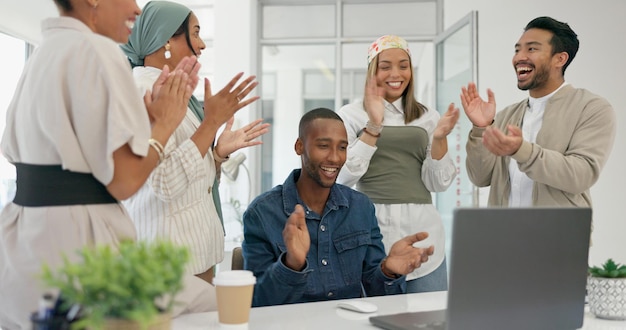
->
[145,58,197,133]
[482,124,523,156]
[214,117,270,158]
[282,205,310,271]
[433,103,460,140]
[172,55,201,91]
[460,82,496,127]
[363,76,385,126]
[202,73,260,129]
[384,232,435,275]
[150,56,200,108]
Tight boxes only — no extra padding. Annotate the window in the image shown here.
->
[0,32,27,209]
[259,34,434,191]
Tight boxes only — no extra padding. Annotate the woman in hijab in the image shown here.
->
[121,1,269,284]
[0,0,236,328]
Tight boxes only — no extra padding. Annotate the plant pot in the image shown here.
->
[587,276,626,320]
[103,312,171,330]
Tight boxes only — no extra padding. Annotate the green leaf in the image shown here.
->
[39,240,189,329]
[589,258,626,278]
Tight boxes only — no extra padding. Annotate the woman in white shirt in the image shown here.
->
[337,35,459,293]
[121,1,269,284]
[0,0,239,327]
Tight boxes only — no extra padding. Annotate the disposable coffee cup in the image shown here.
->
[213,270,256,328]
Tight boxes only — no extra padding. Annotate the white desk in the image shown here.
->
[173,291,626,329]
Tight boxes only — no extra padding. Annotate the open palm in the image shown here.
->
[460,82,496,127]
[215,117,270,157]
[363,76,385,125]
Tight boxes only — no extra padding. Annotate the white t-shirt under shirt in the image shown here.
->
[338,98,456,280]
[508,83,567,207]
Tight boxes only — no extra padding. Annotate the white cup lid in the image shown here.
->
[213,270,256,286]
[219,323,249,329]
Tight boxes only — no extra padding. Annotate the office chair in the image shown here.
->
[231,246,244,270]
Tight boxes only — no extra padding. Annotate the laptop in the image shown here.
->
[370,207,592,330]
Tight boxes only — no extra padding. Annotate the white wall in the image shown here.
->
[213,0,261,202]
[444,0,626,266]
[272,69,305,186]
[0,1,56,44]
[2,0,623,267]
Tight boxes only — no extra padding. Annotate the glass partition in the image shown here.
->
[434,11,478,256]
[258,0,443,194]
[0,32,27,209]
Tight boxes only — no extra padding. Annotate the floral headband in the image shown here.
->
[367,35,411,64]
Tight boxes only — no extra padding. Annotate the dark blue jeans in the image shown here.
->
[405,257,448,293]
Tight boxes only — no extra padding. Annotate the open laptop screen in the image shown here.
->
[371,207,592,330]
[447,207,591,330]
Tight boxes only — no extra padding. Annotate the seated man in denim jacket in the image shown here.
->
[242,108,435,307]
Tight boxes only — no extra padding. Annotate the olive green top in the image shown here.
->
[357,126,432,204]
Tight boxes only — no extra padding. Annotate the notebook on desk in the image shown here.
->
[370,207,592,330]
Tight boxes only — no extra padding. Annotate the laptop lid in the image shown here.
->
[446,207,591,330]
[371,207,592,330]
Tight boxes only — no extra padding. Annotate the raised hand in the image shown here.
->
[214,118,270,159]
[482,124,523,156]
[433,103,460,140]
[144,65,190,134]
[202,73,260,129]
[460,82,496,127]
[151,56,199,104]
[363,76,385,125]
[384,232,435,276]
[172,55,200,92]
[282,205,310,271]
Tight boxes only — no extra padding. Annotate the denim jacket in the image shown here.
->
[242,169,405,307]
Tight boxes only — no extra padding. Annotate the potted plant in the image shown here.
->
[587,258,626,320]
[41,240,189,330]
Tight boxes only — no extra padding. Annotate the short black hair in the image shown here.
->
[53,0,72,11]
[171,13,198,57]
[525,16,579,75]
[298,108,343,139]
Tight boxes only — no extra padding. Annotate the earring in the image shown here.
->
[164,43,171,59]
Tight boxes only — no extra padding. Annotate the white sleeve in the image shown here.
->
[338,140,377,188]
[336,104,376,188]
[422,153,457,192]
[71,38,150,185]
[148,134,213,202]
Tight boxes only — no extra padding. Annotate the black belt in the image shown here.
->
[13,163,117,207]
